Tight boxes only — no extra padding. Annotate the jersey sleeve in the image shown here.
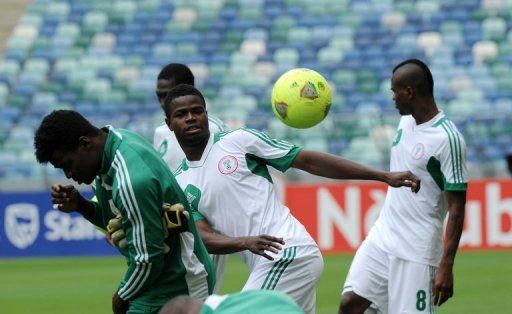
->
[437,122,468,191]
[233,128,301,172]
[113,156,167,301]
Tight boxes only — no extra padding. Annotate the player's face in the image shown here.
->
[155,79,176,109]
[391,75,413,115]
[167,95,209,145]
[50,140,99,185]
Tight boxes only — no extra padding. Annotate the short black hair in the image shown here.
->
[34,110,100,163]
[163,84,206,118]
[392,58,434,96]
[157,63,195,85]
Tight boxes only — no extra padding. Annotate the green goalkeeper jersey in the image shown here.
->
[86,126,215,308]
[200,290,304,314]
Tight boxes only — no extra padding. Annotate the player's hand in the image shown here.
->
[243,235,285,261]
[51,184,82,213]
[107,215,127,249]
[385,171,421,193]
[162,203,190,234]
[432,263,454,307]
[112,291,129,314]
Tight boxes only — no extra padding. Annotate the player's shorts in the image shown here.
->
[242,244,324,314]
[342,240,438,314]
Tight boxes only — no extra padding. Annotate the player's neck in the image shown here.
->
[411,100,439,125]
[181,135,209,162]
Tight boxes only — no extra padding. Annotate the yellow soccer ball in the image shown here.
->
[271,68,332,128]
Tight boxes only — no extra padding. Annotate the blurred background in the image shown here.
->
[0,0,511,189]
[0,1,511,313]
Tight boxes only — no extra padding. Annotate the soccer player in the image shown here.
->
[152,63,228,293]
[34,110,215,314]
[339,59,467,314]
[164,84,421,314]
[159,290,304,314]
[153,63,227,173]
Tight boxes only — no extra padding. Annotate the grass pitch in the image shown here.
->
[0,251,510,313]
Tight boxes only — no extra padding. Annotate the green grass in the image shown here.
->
[1,251,511,313]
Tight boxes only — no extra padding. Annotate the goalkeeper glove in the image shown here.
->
[162,203,190,234]
[107,215,127,249]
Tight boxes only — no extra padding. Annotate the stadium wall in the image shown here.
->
[1,179,511,257]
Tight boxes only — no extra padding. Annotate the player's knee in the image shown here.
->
[339,292,368,314]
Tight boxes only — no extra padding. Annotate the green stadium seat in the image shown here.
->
[287,27,312,44]
[83,11,109,34]
[6,36,33,52]
[0,60,21,80]
[482,17,507,41]
[415,1,440,18]
[274,48,299,67]
[23,58,50,75]
[45,2,70,21]
[317,47,343,66]
[20,13,43,28]
[55,23,80,40]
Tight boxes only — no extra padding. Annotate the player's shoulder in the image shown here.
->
[207,114,228,132]
[430,114,466,150]
[154,124,172,139]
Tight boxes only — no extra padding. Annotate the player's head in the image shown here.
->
[34,110,103,185]
[156,63,195,109]
[164,84,209,146]
[158,295,202,314]
[391,59,434,115]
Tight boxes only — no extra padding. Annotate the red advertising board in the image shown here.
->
[285,179,512,253]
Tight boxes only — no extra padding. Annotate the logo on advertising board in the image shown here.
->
[4,203,39,249]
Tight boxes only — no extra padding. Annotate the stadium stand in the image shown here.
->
[0,0,511,189]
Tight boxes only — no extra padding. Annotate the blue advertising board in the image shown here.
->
[0,191,118,257]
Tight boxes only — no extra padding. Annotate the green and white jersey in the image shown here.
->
[154,115,227,173]
[367,112,468,266]
[174,128,317,270]
[87,126,215,307]
[200,290,304,314]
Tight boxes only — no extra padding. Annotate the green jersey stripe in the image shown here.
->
[112,159,144,261]
[444,121,464,183]
[441,121,463,183]
[112,158,149,299]
[112,167,150,298]
[113,152,151,299]
[261,249,289,289]
[440,123,460,183]
[269,246,296,290]
[114,154,147,260]
[242,128,293,149]
[242,128,293,150]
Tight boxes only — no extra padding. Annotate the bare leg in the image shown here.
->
[339,291,372,314]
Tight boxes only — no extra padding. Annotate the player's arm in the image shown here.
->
[291,150,420,191]
[51,184,105,227]
[196,220,284,261]
[434,190,466,306]
[433,127,468,307]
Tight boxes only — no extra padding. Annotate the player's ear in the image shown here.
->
[406,86,414,99]
[165,117,174,131]
[78,136,92,151]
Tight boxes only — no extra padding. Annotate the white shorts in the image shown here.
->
[342,240,437,314]
[242,245,324,314]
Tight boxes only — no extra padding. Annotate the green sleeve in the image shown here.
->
[115,168,166,301]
